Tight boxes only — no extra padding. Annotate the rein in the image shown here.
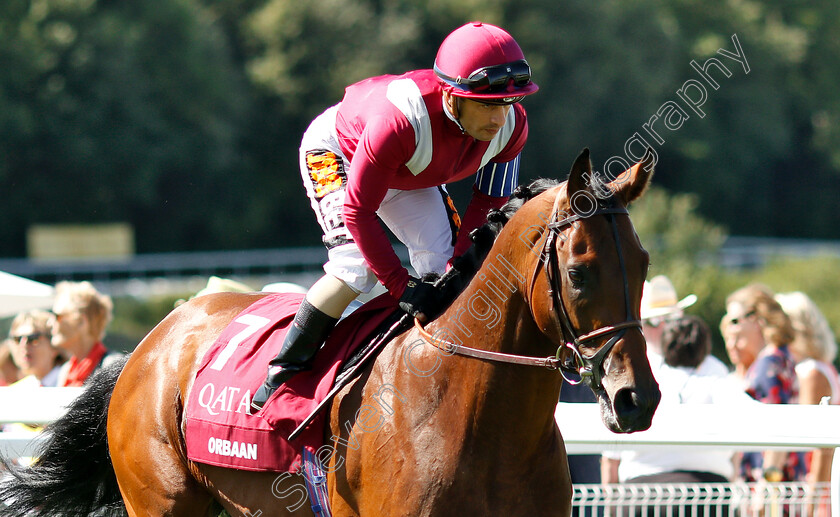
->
[414,190,641,391]
[414,318,562,369]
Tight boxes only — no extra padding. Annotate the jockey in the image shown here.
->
[252,21,539,411]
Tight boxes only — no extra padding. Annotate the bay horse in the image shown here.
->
[0,148,660,516]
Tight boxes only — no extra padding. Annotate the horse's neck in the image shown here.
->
[429,246,563,451]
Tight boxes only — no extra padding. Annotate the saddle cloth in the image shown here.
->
[184,292,398,472]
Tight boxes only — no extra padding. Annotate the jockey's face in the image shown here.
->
[446,93,511,141]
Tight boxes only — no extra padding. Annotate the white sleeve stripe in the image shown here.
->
[475,154,520,197]
[386,79,431,176]
[499,162,509,197]
[509,155,520,194]
[511,156,520,194]
[487,163,497,195]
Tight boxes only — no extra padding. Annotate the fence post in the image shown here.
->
[832,447,839,517]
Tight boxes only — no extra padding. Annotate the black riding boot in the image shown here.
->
[251,299,338,411]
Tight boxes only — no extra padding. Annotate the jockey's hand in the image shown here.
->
[398,277,442,322]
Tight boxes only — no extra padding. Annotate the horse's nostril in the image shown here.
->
[613,387,642,418]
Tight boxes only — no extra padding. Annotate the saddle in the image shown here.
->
[183,292,401,473]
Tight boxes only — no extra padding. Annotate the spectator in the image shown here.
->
[50,281,123,387]
[602,316,752,493]
[602,276,729,486]
[775,291,839,516]
[2,310,67,464]
[175,276,256,308]
[7,310,64,387]
[637,275,719,371]
[721,283,804,483]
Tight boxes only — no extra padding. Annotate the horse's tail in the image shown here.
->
[0,355,130,516]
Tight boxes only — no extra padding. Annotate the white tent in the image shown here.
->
[0,271,54,319]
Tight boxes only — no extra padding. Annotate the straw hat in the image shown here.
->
[640,275,697,320]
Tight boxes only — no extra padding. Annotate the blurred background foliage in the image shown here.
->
[1,0,839,362]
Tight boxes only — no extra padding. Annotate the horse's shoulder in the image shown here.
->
[329,338,398,424]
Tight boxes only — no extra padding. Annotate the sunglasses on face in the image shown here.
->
[437,60,532,94]
[10,332,48,344]
[724,311,756,327]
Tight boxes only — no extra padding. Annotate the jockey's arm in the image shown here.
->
[343,121,414,299]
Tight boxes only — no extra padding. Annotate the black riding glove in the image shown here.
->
[398,276,442,320]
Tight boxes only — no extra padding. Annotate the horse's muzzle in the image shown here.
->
[600,382,661,433]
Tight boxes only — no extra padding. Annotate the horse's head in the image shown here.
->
[520,148,661,433]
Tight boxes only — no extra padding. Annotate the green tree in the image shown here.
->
[629,184,730,359]
[506,0,684,186]
[3,0,840,257]
[633,0,840,240]
[508,0,840,240]
[242,0,514,123]
[0,0,260,255]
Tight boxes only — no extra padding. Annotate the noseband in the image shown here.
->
[414,190,642,392]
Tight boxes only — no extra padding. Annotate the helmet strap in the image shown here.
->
[454,98,466,134]
[443,91,466,134]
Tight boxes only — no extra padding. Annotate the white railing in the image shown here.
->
[0,387,83,459]
[555,402,840,452]
[572,481,831,517]
[0,391,837,515]
[556,402,840,517]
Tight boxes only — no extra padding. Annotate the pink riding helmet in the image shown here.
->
[434,21,539,104]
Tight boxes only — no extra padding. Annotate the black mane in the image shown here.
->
[427,177,560,317]
[485,177,561,234]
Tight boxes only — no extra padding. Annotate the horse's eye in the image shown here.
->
[568,268,585,288]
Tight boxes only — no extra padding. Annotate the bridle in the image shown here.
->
[414,189,642,392]
[537,194,642,390]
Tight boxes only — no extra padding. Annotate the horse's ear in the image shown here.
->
[609,147,655,205]
[567,148,592,197]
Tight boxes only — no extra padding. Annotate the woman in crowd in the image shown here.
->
[7,309,64,387]
[3,310,67,466]
[50,281,123,387]
[776,291,839,516]
[721,283,805,483]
